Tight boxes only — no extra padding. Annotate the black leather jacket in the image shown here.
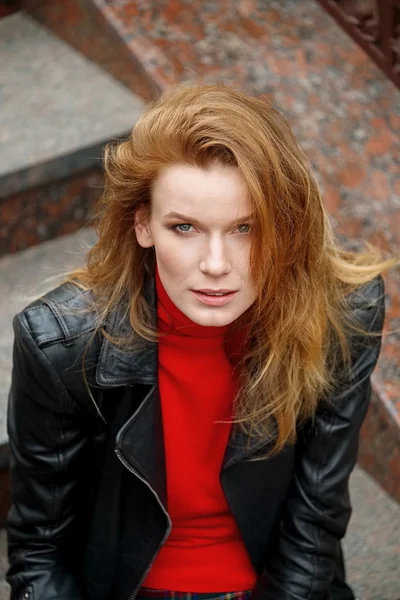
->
[6,275,385,600]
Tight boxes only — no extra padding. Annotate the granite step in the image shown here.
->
[21,0,157,101]
[22,0,400,503]
[0,11,144,257]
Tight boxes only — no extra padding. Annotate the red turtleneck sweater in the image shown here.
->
[142,271,256,592]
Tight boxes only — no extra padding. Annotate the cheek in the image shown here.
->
[234,242,252,280]
[154,237,194,282]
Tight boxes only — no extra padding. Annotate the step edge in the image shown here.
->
[0,129,130,200]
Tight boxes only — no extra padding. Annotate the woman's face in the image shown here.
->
[135,163,258,327]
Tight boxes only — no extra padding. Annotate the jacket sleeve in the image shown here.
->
[253,275,386,600]
[6,310,90,600]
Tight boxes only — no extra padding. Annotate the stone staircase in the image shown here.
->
[0,10,144,256]
[10,0,399,503]
[0,0,399,597]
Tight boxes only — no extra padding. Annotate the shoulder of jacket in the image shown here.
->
[15,281,101,349]
[345,274,385,333]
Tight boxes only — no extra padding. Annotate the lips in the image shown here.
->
[191,290,237,306]
[195,289,234,295]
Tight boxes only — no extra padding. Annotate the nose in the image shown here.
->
[199,235,232,278]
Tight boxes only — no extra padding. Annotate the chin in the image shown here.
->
[190,309,235,328]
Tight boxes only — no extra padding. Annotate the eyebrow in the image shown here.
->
[163,211,254,226]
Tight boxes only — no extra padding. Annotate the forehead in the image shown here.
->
[151,163,251,222]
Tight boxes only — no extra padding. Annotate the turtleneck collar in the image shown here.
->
[156,268,230,339]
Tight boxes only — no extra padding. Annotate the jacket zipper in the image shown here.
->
[115,447,172,600]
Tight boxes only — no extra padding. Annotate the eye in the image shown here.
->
[174,223,194,234]
[236,224,251,234]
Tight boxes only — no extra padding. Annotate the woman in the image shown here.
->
[6,84,396,600]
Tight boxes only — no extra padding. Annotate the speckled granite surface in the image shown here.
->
[0,167,102,257]
[22,0,157,100]
[359,389,400,504]
[342,467,400,599]
[0,12,144,197]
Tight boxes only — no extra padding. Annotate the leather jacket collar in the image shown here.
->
[95,276,158,388]
[40,275,158,387]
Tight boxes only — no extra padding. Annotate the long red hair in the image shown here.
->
[67,83,396,454]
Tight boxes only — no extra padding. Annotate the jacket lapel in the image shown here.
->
[115,384,167,507]
[222,424,276,470]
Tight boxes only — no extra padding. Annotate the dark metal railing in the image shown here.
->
[316,0,400,88]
